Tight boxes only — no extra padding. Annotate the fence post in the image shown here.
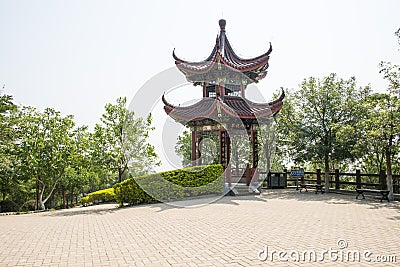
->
[379,170,386,190]
[283,169,288,188]
[316,169,321,185]
[356,169,361,189]
[335,169,340,190]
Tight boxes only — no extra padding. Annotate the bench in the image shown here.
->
[355,189,390,202]
[299,184,324,194]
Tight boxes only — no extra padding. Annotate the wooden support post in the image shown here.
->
[197,136,202,166]
[356,169,361,189]
[379,170,386,190]
[283,169,288,188]
[219,130,226,168]
[267,171,271,188]
[191,130,197,166]
[251,130,258,168]
[225,164,232,186]
[335,169,340,190]
[226,134,230,168]
[225,133,231,185]
[246,164,251,186]
[316,169,321,185]
[251,168,259,185]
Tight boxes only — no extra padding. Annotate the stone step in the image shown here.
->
[230,176,247,184]
[225,183,261,196]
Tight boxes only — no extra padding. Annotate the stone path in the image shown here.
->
[0,190,399,266]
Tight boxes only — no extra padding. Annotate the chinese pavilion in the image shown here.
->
[163,19,284,191]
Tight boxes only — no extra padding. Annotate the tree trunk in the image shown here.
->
[118,165,128,183]
[385,149,394,201]
[265,146,271,174]
[118,168,123,183]
[70,188,74,208]
[234,151,239,175]
[324,152,330,192]
[62,188,66,209]
[37,177,61,210]
[37,179,46,210]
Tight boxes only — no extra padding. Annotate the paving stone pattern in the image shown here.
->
[0,190,399,266]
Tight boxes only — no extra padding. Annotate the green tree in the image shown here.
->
[356,92,399,200]
[368,27,400,200]
[230,134,250,173]
[16,107,76,210]
[58,126,95,207]
[175,129,192,167]
[94,97,159,183]
[175,129,221,168]
[278,74,370,190]
[0,93,18,200]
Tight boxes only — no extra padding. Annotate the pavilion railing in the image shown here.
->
[264,169,400,194]
[230,167,247,177]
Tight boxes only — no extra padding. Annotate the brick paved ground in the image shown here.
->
[0,189,399,266]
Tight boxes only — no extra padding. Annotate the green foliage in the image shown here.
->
[0,200,19,213]
[15,107,76,210]
[113,164,224,206]
[175,129,192,167]
[93,97,160,182]
[0,94,161,210]
[355,93,400,173]
[230,134,251,171]
[276,74,370,172]
[113,178,154,206]
[175,129,221,168]
[0,93,18,200]
[258,116,278,172]
[80,188,116,205]
[20,200,37,212]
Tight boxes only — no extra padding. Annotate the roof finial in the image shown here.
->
[219,19,226,31]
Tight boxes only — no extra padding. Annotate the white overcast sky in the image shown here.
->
[1,0,399,170]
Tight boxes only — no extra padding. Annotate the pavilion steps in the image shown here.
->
[230,175,247,184]
[226,183,261,196]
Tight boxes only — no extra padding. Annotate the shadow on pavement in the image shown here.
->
[45,203,118,217]
[260,188,400,219]
[49,190,399,220]
[115,193,268,213]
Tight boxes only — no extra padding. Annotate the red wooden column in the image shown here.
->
[197,136,203,166]
[251,129,259,184]
[240,84,245,98]
[226,133,231,168]
[215,85,220,97]
[220,83,225,96]
[226,133,231,185]
[252,129,258,168]
[191,129,197,166]
[219,130,226,167]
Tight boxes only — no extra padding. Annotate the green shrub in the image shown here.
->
[0,200,19,213]
[20,200,37,212]
[114,164,224,206]
[80,188,115,206]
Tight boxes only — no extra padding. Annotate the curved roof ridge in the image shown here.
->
[172,19,271,81]
[222,34,272,63]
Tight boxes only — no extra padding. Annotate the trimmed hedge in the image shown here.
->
[113,164,224,206]
[0,200,19,213]
[80,188,116,206]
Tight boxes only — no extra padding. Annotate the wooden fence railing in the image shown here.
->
[264,169,400,194]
